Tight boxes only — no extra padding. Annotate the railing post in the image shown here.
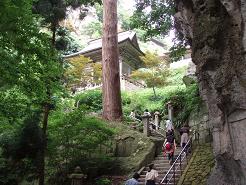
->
[173,163,176,185]
[69,166,86,185]
[191,137,193,154]
[142,115,151,137]
[180,155,182,176]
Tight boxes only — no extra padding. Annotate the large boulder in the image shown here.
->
[175,0,246,184]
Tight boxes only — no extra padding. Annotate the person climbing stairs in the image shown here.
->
[138,147,184,185]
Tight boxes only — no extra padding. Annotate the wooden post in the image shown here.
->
[69,166,86,185]
[142,115,150,137]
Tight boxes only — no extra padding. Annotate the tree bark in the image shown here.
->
[152,86,157,99]
[175,0,246,184]
[51,23,56,47]
[39,103,49,185]
[102,0,122,121]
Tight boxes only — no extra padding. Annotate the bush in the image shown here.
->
[75,90,102,112]
[47,107,116,184]
[75,90,132,113]
[122,84,201,127]
[95,177,112,185]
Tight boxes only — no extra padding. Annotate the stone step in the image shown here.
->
[153,163,172,167]
[139,182,175,185]
[138,182,175,185]
[143,167,173,171]
[156,154,183,159]
[138,175,181,183]
[157,153,182,157]
[153,159,172,163]
[138,147,185,185]
[141,170,182,175]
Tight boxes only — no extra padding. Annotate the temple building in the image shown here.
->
[64,31,146,91]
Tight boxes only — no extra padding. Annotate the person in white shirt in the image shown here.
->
[165,119,174,132]
[143,109,151,117]
[129,110,136,119]
[145,164,159,185]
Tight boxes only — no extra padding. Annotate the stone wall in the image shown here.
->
[113,125,163,173]
[188,103,212,143]
[178,143,215,185]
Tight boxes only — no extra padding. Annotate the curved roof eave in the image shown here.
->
[63,34,144,59]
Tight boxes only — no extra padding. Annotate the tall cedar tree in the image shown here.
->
[0,0,62,184]
[102,0,122,120]
[33,1,101,184]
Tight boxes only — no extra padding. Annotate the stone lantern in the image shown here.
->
[69,166,86,185]
[142,115,151,137]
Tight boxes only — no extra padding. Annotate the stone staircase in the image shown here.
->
[150,129,165,139]
[138,147,183,185]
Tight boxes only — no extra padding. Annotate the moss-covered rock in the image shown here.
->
[178,143,215,185]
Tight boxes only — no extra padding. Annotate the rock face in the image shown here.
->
[183,60,197,86]
[175,0,246,184]
[188,103,211,143]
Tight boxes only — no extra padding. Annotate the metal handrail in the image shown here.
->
[160,136,193,185]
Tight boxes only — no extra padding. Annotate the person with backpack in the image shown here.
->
[125,172,140,185]
[180,124,190,150]
[145,164,159,185]
[163,130,176,164]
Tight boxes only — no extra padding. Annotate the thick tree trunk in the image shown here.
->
[39,104,49,185]
[152,86,157,99]
[175,0,246,184]
[102,0,122,121]
[51,23,56,46]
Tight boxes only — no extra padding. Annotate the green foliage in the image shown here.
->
[130,0,175,39]
[65,55,102,88]
[0,112,43,184]
[84,20,103,38]
[34,0,102,29]
[95,177,112,185]
[0,0,64,184]
[122,85,185,116]
[122,83,201,127]
[49,107,115,156]
[95,3,103,22]
[74,90,133,113]
[47,106,115,184]
[55,27,81,55]
[0,0,63,103]
[131,51,169,97]
[165,84,202,126]
[75,90,102,111]
[167,66,187,85]
[0,88,30,123]
[169,42,187,62]
[130,0,188,61]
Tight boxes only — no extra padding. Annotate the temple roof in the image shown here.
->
[64,31,144,65]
